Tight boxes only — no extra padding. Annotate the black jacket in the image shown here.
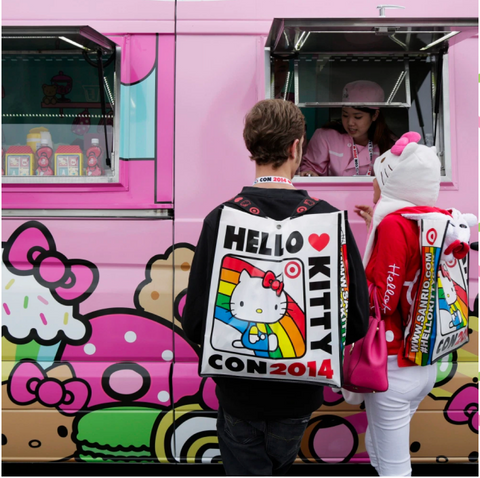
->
[182,187,369,420]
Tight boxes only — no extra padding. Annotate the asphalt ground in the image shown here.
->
[2,462,478,477]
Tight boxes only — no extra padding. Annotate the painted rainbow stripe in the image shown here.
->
[216,256,306,359]
[2,336,61,378]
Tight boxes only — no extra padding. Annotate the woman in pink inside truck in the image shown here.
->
[299,80,396,177]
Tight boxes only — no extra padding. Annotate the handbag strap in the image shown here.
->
[368,284,382,319]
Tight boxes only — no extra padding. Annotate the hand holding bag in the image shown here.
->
[342,287,388,394]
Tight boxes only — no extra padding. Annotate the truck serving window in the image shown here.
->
[265,18,477,183]
[2,26,120,183]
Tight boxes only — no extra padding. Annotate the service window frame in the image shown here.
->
[289,55,451,185]
[264,18,477,185]
[1,26,121,185]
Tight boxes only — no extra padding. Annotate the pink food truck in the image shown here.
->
[2,0,478,471]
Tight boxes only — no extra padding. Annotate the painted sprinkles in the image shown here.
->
[40,313,48,325]
[5,279,15,290]
[64,313,69,325]
[3,303,11,315]
[24,296,29,309]
[38,296,49,305]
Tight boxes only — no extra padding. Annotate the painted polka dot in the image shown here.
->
[312,417,354,462]
[84,343,96,355]
[162,350,173,361]
[151,291,160,300]
[125,331,137,343]
[181,262,191,272]
[157,391,170,403]
[385,330,394,342]
[109,369,143,395]
[440,361,449,372]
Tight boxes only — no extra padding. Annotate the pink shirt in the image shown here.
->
[300,128,380,176]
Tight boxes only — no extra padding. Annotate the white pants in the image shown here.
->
[364,356,437,477]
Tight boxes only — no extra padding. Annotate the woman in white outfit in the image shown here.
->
[357,132,449,476]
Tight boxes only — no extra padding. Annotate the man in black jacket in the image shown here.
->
[182,99,369,475]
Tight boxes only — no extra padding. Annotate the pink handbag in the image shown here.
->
[342,287,388,393]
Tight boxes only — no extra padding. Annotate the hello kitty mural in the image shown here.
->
[2,220,478,464]
[2,221,219,463]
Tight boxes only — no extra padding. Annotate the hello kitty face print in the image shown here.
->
[439,264,456,306]
[2,361,90,461]
[200,206,348,387]
[229,270,288,353]
[230,270,287,324]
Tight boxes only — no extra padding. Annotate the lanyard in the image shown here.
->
[253,176,293,186]
[352,140,374,176]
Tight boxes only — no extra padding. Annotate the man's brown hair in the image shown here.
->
[243,99,305,169]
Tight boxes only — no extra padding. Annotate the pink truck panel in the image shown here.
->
[1,0,478,467]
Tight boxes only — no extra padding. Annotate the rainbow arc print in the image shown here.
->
[214,255,306,359]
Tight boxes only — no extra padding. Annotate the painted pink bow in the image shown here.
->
[8,361,90,415]
[3,221,98,304]
[445,383,478,433]
[262,271,284,296]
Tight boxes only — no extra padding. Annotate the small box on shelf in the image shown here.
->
[5,146,35,176]
[54,145,84,177]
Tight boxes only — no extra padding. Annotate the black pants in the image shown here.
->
[216,406,311,475]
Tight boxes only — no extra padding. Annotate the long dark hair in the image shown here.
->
[323,108,395,154]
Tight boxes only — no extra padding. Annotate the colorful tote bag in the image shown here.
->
[404,217,469,365]
[199,196,349,387]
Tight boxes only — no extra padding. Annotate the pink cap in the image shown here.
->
[342,80,385,109]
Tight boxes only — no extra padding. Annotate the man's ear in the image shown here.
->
[289,139,300,160]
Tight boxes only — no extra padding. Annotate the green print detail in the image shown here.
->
[76,406,162,462]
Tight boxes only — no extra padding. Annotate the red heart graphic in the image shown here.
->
[309,233,330,252]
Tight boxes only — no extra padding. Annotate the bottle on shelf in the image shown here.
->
[35,138,54,176]
[85,138,104,176]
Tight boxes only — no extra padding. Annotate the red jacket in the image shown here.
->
[365,206,451,366]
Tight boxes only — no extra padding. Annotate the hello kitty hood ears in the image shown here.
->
[374,131,441,207]
[390,131,421,155]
